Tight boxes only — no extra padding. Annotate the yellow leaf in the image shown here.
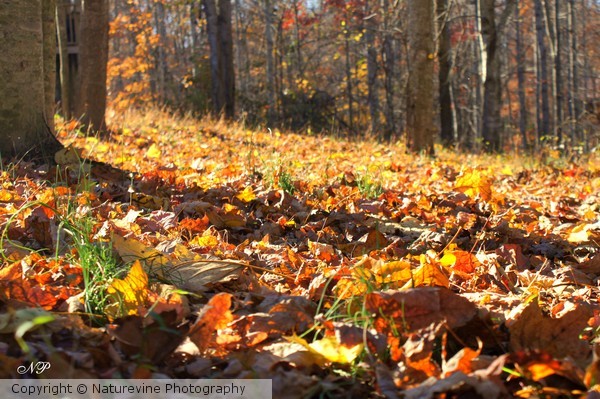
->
[286,335,363,364]
[402,259,449,289]
[190,234,219,248]
[568,224,592,243]
[105,261,149,320]
[236,186,256,203]
[146,143,162,159]
[455,169,493,201]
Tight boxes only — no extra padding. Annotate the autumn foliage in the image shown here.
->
[0,109,599,397]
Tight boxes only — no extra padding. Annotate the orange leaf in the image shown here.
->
[188,293,233,353]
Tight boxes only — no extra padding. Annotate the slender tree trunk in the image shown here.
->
[567,0,582,144]
[265,0,276,124]
[365,0,380,134]
[437,0,455,147]
[292,0,304,79]
[0,0,63,160]
[554,0,564,143]
[381,0,395,140]
[535,0,551,139]
[153,0,169,101]
[344,33,354,132]
[77,0,109,132]
[542,0,558,140]
[474,0,486,147]
[190,1,201,79]
[406,0,436,154]
[516,0,528,150]
[234,0,247,92]
[56,0,71,119]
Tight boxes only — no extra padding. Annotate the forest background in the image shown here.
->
[56,0,599,153]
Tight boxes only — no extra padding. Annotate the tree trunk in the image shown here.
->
[554,0,564,143]
[0,0,63,160]
[344,32,354,132]
[535,0,551,139]
[437,0,455,147]
[406,0,435,154]
[567,0,582,144]
[204,0,235,119]
[381,0,395,140]
[481,0,516,152]
[265,0,276,124]
[56,0,71,119]
[542,0,558,140]
[153,0,170,101]
[77,0,109,132]
[365,0,380,134]
[515,0,528,150]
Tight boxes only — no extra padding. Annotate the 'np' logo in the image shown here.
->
[17,361,51,375]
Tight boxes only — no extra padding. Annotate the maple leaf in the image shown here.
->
[454,169,493,201]
[105,260,149,320]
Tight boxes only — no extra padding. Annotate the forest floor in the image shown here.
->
[1,108,600,398]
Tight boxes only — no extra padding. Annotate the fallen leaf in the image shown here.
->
[506,300,594,367]
[188,293,233,353]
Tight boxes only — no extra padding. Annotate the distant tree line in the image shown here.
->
[0,0,598,159]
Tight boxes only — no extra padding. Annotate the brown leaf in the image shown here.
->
[365,287,477,334]
[507,300,594,367]
[188,293,233,353]
[107,310,188,363]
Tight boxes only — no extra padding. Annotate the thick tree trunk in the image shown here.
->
[437,0,455,147]
[406,0,435,154]
[0,0,62,160]
[481,0,516,152]
[204,0,235,119]
[56,0,71,119]
[77,0,109,132]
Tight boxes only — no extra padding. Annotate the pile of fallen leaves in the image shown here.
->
[1,107,599,398]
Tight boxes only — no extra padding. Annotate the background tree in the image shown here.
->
[76,0,109,131]
[0,0,62,160]
[406,0,436,154]
[204,0,235,119]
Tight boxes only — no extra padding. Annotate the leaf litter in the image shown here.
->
[0,109,599,397]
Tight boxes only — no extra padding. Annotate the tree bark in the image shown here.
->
[381,0,395,140]
[515,0,528,150]
[56,0,71,119]
[265,0,276,124]
[406,0,436,154]
[481,0,516,152]
[153,0,170,101]
[204,0,235,119]
[554,0,564,143]
[77,0,109,132]
[437,0,455,147]
[365,0,380,134]
[567,0,582,144]
[0,0,63,160]
[535,0,551,139]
